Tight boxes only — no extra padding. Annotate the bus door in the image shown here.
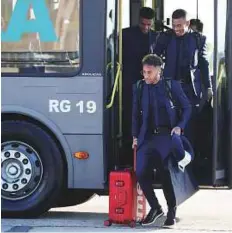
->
[214,0,232,188]
[225,0,232,188]
[105,0,120,170]
[106,0,130,169]
[212,0,230,187]
[161,0,231,187]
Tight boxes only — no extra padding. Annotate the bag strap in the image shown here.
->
[136,79,144,111]
[192,31,202,50]
[136,79,176,107]
[163,78,176,105]
[162,30,202,58]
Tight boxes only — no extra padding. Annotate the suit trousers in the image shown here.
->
[136,134,176,210]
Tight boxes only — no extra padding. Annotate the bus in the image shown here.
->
[1,0,232,218]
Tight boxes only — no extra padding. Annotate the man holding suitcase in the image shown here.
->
[132,54,192,226]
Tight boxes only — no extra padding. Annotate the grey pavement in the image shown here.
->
[1,189,232,232]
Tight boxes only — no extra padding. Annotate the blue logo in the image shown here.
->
[2,0,58,42]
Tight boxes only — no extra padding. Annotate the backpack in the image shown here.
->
[154,30,203,62]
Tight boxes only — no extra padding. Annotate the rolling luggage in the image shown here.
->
[104,146,146,227]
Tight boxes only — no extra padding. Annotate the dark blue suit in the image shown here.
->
[122,26,157,164]
[132,79,191,209]
[122,26,157,85]
[153,30,211,103]
[153,30,211,145]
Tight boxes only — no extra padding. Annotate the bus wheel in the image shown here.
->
[1,120,64,218]
[54,190,95,207]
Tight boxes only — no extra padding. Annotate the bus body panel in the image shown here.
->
[1,77,103,134]
[65,134,106,189]
[1,104,75,187]
[1,75,106,189]
[1,0,108,192]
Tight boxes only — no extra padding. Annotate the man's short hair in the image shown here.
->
[142,54,163,67]
[198,22,203,33]
[172,9,187,20]
[190,19,203,32]
[139,7,155,20]
[190,19,199,26]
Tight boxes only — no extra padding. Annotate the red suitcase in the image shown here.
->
[104,146,146,228]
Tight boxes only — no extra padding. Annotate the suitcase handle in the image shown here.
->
[115,190,127,206]
[133,145,137,172]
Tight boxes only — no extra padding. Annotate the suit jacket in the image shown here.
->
[122,26,157,84]
[153,30,211,98]
[132,80,192,148]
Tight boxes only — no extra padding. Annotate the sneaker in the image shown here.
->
[164,207,176,227]
[164,217,176,226]
[141,207,164,226]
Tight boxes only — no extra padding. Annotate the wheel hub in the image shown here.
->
[7,162,21,177]
[9,166,18,175]
[1,141,43,200]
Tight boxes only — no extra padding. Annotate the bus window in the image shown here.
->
[122,0,130,29]
[106,0,117,78]
[1,0,80,74]
[144,0,154,8]
[164,0,197,21]
[217,0,227,61]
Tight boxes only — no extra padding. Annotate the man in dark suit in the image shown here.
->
[153,9,212,145]
[132,54,192,226]
[122,7,157,164]
[122,7,157,85]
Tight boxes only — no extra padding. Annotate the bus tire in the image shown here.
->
[1,120,64,218]
[54,190,95,207]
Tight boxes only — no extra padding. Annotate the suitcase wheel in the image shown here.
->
[129,220,136,228]
[104,220,112,227]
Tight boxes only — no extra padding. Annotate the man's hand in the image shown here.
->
[207,88,213,101]
[171,126,181,136]
[132,137,138,149]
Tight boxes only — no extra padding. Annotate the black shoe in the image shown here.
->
[164,217,176,226]
[164,207,176,227]
[141,207,164,226]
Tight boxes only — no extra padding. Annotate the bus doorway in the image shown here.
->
[116,0,232,188]
[160,0,232,187]
[225,0,232,188]
[161,0,215,186]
